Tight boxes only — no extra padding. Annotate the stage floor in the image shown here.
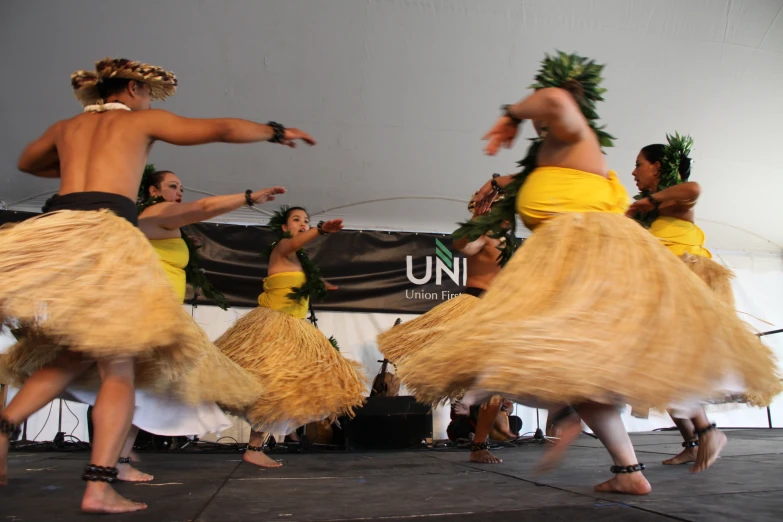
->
[3,429,783,521]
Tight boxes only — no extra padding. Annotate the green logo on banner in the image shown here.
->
[435,238,453,269]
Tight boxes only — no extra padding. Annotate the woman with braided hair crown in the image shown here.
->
[393,51,781,495]
[625,135,743,471]
[62,166,286,482]
[215,206,368,468]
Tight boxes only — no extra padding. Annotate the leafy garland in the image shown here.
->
[452,51,615,265]
[137,164,230,310]
[328,336,340,351]
[266,205,329,303]
[632,132,694,228]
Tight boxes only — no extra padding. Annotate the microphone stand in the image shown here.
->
[757,328,782,429]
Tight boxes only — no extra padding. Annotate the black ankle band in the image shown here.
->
[118,457,132,464]
[0,416,21,441]
[82,464,119,483]
[682,439,699,448]
[471,442,489,452]
[610,463,646,474]
[695,423,717,437]
[245,444,264,452]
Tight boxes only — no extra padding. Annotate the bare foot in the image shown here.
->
[470,449,502,464]
[243,450,282,468]
[662,444,698,465]
[81,482,147,513]
[594,473,652,495]
[129,450,142,462]
[691,429,727,473]
[534,415,582,474]
[117,463,154,482]
[0,433,8,486]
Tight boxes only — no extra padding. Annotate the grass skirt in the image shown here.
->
[0,210,201,386]
[61,310,266,409]
[394,213,782,411]
[378,294,479,365]
[215,307,368,432]
[680,253,736,308]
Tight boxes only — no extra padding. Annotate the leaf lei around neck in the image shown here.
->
[266,206,328,303]
[137,164,230,310]
[632,132,694,228]
[452,51,615,266]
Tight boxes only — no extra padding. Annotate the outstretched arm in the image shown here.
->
[18,122,61,177]
[139,110,316,148]
[140,187,285,230]
[274,219,344,258]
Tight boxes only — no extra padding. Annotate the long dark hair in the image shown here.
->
[137,168,173,202]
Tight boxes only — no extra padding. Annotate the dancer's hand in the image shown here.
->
[473,191,496,216]
[483,116,520,155]
[251,187,286,204]
[323,280,339,291]
[320,219,344,234]
[625,197,654,216]
[279,128,317,148]
[474,174,514,214]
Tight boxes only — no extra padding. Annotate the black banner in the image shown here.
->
[0,211,519,314]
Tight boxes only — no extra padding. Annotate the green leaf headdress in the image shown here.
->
[136,163,229,310]
[452,50,614,265]
[267,205,329,304]
[632,132,694,228]
[530,50,615,149]
[656,132,693,191]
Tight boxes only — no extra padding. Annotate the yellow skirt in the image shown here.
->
[215,307,368,431]
[378,294,479,365]
[395,212,782,411]
[0,210,202,386]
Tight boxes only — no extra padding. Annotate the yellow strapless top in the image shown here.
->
[516,166,630,231]
[150,238,189,301]
[257,271,310,319]
[649,216,712,258]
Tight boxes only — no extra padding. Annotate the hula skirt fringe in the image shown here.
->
[395,213,782,411]
[3,310,264,413]
[680,253,736,308]
[0,210,201,386]
[378,294,479,365]
[215,307,368,432]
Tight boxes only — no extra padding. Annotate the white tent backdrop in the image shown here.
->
[1,0,782,252]
[3,250,781,443]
